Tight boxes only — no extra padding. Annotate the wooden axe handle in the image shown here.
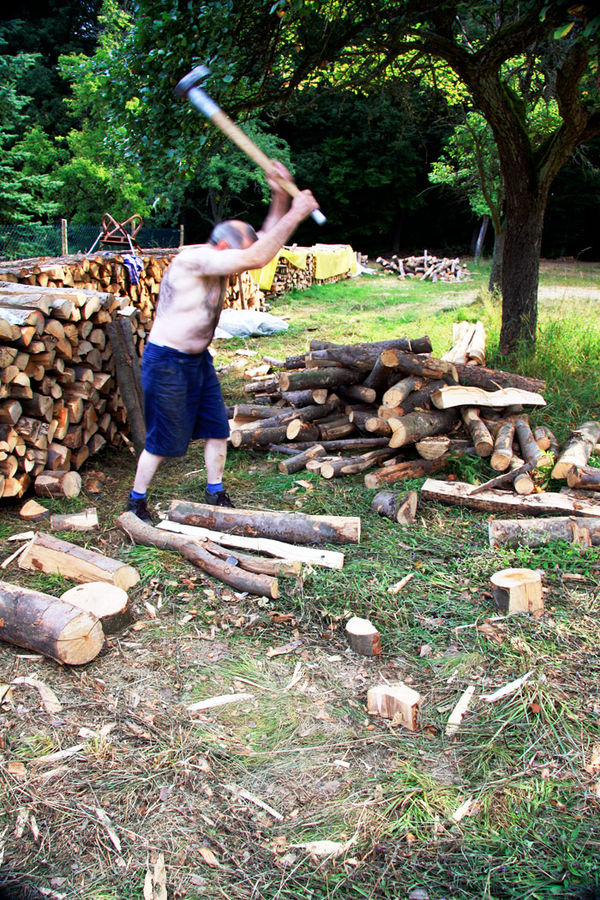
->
[210,109,302,198]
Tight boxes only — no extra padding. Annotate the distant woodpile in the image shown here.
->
[376,251,471,282]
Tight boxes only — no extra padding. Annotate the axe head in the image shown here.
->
[174,64,210,98]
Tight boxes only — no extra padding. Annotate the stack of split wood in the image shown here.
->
[0,281,143,499]
[229,328,552,493]
[266,253,316,296]
[117,500,361,598]
[376,251,471,282]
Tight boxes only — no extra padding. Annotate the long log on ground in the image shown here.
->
[567,466,600,490]
[371,490,418,524]
[388,409,458,449]
[168,500,360,545]
[421,478,600,516]
[364,457,446,488]
[278,367,362,392]
[117,512,279,597]
[489,516,600,548]
[157,519,344,569]
[305,336,432,371]
[19,532,140,589]
[278,444,326,474]
[461,407,493,457]
[0,580,104,665]
[268,437,390,454]
[432,385,546,410]
[199,539,301,577]
[233,403,286,420]
[552,421,600,480]
[455,364,545,393]
[230,422,291,448]
[380,348,458,383]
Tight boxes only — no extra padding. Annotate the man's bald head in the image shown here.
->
[208,220,258,249]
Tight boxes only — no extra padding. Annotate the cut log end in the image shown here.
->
[490,568,543,615]
[345,616,382,656]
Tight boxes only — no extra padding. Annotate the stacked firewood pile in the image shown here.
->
[266,253,316,296]
[0,249,266,316]
[227,328,575,494]
[0,281,142,499]
[376,251,471,282]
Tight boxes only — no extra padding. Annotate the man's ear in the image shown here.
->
[215,239,231,251]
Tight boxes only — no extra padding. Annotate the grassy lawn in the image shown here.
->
[0,260,599,900]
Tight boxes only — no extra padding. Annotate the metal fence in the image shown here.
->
[0,221,181,262]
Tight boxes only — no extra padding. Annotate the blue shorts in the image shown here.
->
[141,342,230,457]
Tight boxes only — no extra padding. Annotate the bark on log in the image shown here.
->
[319,448,396,479]
[382,376,423,409]
[106,318,146,456]
[364,417,393,437]
[339,384,377,405]
[552,421,600,480]
[394,380,447,416]
[230,423,291,448]
[167,500,360,545]
[278,444,326,475]
[317,417,356,441]
[510,456,536,495]
[305,336,432,371]
[361,354,393,392]
[0,580,104,664]
[199,539,301,577]
[513,415,553,468]
[278,367,363,392]
[117,512,278,597]
[60,582,132,633]
[566,466,600,491]
[345,616,382,656]
[19,532,140,589]
[388,409,458,449]
[461,407,493,457]
[379,349,458,383]
[285,421,320,442]
[490,421,515,471]
[421,478,600,516]
[268,437,390,454]
[280,389,315,408]
[455,364,545,393]
[415,436,472,460]
[490,568,543,614]
[489,516,600,548]
[364,457,446,488]
[534,425,560,457]
[34,470,82,498]
[371,490,418,524]
[49,508,99,531]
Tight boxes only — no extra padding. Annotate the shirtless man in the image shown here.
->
[126,163,319,522]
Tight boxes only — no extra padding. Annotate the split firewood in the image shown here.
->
[432,385,545,410]
[345,616,382,656]
[371,490,418,524]
[157,519,344,570]
[461,408,493,457]
[19,498,50,521]
[445,685,476,736]
[490,421,515,471]
[552,421,600,480]
[187,692,254,712]
[34,470,82,499]
[167,499,360,545]
[421,477,600,516]
[49,508,99,531]
[388,409,458,449]
[118,512,278,598]
[364,457,447,489]
[367,682,421,730]
[0,580,104,665]
[489,515,600,548]
[19,532,140,590]
[490,568,543,615]
[60,582,132,633]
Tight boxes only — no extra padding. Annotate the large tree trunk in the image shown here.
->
[499,183,547,352]
[488,227,503,293]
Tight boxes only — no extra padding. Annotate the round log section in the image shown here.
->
[371,490,418,524]
[345,616,382,656]
[60,582,133,633]
[490,568,543,615]
[0,580,104,665]
[34,469,82,498]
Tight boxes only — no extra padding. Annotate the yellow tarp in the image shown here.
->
[250,244,357,291]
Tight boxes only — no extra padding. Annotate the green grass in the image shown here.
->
[1,260,600,900]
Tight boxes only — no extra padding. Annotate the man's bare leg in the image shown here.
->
[204,438,227,484]
[133,449,165,494]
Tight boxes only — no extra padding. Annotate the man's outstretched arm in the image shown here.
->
[258,161,293,236]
